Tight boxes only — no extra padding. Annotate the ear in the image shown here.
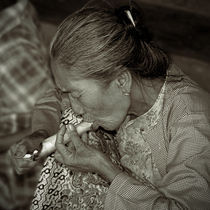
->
[115,71,132,96]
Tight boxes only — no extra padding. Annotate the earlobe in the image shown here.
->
[123,92,130,96]
[116,71,132,96]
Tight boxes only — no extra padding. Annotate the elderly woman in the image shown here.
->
[10,2,210,210]
[48,2,210,209]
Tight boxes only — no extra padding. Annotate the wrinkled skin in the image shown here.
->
[54,125,122,182]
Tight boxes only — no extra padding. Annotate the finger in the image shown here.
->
[15,144,27,157]
[15,162,36,174]
[66,141,75,152]
[8,149,32,169]
[16,168,26,175]
[67,167,87,173]
[55,125,71,159]
[8,149,19,168]
[24,140,42,154]
[68,124,85,149]
[13,159,37,175]
[56,125,66,145]
[63,132,70,144]
[54,151,64,164]
[81,132,88,143]
[8,147,16,160]
[55,151,75,167]
[9,141,26,158]
[9,143,18,155]
[15,158,36,169]
[16,166,35,175]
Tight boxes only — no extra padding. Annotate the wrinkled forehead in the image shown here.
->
[50,60,95,92]
[50,60,112,92]
[50,60,70,90]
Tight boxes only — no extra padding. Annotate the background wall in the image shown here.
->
[31,0,210,92]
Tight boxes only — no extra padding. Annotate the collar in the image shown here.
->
[166,63,185,82]
[0,0,28,39]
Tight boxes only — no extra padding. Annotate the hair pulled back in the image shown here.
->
[50,2,170,84]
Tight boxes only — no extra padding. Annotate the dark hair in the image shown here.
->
[50,3,170,84]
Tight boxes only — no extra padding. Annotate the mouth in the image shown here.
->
[82,114,100,131]
[82,115,112,132]
[91,121,100,131]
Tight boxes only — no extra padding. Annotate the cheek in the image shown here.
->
[75,93,100,112]
[105,94,130,125]
[82,94,129,130]
[78,92,110,118]
[96,95,128,121]
[82,96,105,114]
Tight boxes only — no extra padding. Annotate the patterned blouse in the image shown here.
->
[31,80,166,210]
[31,66,210,210]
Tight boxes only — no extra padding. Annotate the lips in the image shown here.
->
[82,114,94,123]
[82,115,106,131]
[91,121,100,131]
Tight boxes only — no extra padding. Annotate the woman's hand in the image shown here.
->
[8,130,48,175]
[54,125,122,182]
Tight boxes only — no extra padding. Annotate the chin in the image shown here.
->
[102,126,113,131]
[100,123,119,131]
[96,119,121,131]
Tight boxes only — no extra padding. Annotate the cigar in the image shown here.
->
[23,121,93,160]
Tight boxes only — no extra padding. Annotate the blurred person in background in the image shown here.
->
[0,0,53,209]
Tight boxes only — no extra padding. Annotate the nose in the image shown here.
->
[69,94,84,116]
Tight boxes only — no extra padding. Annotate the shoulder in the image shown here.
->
[163,65,210,123]
[162,67,210,164]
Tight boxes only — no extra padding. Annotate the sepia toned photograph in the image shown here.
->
[0,0,209,209]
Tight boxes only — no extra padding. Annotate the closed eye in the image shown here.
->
[68,91,81,99]
[72,93,81,98]
[62,90,71,94]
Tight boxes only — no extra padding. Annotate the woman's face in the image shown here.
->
[52,65,131,131]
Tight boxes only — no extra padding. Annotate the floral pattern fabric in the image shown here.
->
[31,108,123,210]
[31,80,166,209]
[116,81,166,184]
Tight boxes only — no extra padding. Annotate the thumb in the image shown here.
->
[67,124,85,149]
[54,151,64,163]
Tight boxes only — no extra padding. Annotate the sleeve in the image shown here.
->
[31,88,63,136]
[105,98,210,209]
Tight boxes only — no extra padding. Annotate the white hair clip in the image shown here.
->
[125,10,136,27]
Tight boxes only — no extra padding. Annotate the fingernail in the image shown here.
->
[32,150,40,161]
[54,152,62,161]
[68,124,75,131]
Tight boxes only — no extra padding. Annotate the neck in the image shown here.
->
[129,77,165,116]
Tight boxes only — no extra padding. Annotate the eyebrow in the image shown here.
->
[49,70,65,93]
[61,90,72,94]
[54,84,71,94]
